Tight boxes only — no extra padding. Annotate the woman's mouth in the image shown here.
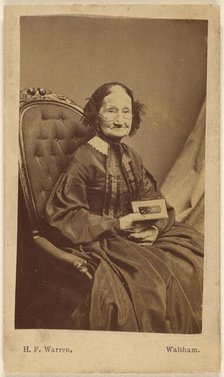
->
[112,124,128,129]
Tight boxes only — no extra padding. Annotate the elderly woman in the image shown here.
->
[46,82,203,333]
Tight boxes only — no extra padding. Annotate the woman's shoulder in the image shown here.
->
[122,142,157,181]
[72,140,105,158]
[66,139,105,175]
[121,142,143,163]
[72,141,94,157]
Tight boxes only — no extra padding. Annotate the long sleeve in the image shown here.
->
[138,162,175,235]
[45,158,120,245]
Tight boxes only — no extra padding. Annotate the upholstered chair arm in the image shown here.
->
[34,236,93,280]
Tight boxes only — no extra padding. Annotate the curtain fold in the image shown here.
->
[161,100,205,233]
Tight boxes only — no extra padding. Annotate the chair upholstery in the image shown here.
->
[19,88,94,235]
[19,88,94,280]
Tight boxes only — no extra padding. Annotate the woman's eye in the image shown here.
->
[108,109,116,113]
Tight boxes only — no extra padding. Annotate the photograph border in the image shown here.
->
[4,4,220,374]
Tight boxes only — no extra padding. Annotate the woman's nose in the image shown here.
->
[114,113,124,124]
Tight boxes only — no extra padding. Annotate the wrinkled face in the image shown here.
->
[98,86,133,140]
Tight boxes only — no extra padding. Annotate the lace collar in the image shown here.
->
[87,136,109,156]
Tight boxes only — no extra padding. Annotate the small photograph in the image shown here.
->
[139,206,161,215]
[131,198,168,220]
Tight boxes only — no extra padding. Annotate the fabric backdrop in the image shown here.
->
[161,100,205,233]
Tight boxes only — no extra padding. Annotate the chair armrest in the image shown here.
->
[34,236,93,280]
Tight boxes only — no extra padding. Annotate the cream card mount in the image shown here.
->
[131,199,168,221]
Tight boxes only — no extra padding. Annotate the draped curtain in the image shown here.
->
[161,100,205,233]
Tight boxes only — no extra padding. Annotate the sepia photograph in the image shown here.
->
[4,4,220,374]
[17,13,206,333]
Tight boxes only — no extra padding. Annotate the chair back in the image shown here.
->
[19,88,93,237]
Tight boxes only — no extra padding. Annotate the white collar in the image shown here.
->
[87,136,109,156]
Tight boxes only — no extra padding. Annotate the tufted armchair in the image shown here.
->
[18,88,94,328]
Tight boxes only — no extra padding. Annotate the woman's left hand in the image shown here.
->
[128,226,159,243]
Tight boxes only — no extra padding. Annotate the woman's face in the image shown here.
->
[98,86,133,140]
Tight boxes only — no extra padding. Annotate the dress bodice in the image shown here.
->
[85,143,133,217]
[45,137,175,246]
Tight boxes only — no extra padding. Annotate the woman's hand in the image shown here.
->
[128,226,159,243]
[119,213,149,232]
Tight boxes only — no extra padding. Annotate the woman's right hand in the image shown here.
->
[119,213,148,232]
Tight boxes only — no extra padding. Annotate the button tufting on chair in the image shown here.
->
[19,90,94,296]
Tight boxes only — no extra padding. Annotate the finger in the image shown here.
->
[136,230,154,238]
[132,226,148,233]
[129,232,149,239]
[141,236,156,242]
[123,226,136,233]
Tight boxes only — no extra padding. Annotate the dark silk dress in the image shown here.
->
[45,138,203,333]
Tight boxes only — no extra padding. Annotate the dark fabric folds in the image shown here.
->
[45,141,204,333]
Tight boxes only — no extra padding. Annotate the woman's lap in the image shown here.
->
[75,223,203,332]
